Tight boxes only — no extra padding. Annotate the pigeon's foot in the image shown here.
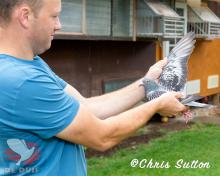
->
[183,110,193,124]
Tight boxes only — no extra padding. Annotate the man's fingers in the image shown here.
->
[154,58,168,68]
[171,92,188,111]
[172,92,184,99]
[163,57,168,62]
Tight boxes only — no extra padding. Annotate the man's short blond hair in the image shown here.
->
[0,0,43,26]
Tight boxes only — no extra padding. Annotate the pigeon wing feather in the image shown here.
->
[159,32,196,92]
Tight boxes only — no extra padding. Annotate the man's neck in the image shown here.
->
[0,28,35,60]
[0,47,35,61]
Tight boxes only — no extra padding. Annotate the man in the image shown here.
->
[0,0,187,175]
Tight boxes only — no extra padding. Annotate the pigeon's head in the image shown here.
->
[141,78,159,93]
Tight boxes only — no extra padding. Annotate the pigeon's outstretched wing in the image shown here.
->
[159,32,196,92]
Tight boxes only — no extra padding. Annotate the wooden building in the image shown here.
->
[42,0,220,101]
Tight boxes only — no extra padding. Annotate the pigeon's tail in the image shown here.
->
[184,101,211,108]
[167,32,196,63]
[180,94,203,104]
[180,94,211,108]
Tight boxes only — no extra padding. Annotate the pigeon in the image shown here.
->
[7,139,35,166]
[142,78,208,107]
[141,32,210,122]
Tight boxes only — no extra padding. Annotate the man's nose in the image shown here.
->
[55,18,62,31]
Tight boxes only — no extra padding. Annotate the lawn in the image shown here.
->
[88,123,220,176]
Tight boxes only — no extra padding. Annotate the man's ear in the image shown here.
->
[16,5,33,29]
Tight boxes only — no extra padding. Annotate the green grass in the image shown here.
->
[133,125,151,136]
[88,123,220,176]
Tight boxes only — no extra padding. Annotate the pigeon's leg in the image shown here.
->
[183,109,193,124]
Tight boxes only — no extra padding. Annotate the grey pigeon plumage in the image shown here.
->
[159,32,195,92]
[142,32,210,108]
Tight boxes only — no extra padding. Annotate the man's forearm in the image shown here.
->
[99,98,160,150]
[86,78,145,119]
[64,78,145,120]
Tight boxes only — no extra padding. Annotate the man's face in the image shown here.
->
[30,0,62,55]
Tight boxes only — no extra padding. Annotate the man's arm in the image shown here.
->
[56,91,186,151]
[64,79,144,119]
[64,59,168,119]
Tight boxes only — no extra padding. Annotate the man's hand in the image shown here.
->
[156,91,187,117]
[145,58,168,81]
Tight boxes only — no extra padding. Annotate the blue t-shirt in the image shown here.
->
[0,54,87,176]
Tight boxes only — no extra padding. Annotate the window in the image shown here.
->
[60,0,83,33]
[103,79,136,93]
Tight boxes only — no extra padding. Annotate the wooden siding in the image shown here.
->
[42,40,156,97]
[188,39,220,96]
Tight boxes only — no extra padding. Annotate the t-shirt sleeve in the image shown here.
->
[14,74,80,139]
[55,75,68,89]
[38,58,68,89]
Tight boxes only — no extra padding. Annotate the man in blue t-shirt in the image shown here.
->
[0,0,187,175]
